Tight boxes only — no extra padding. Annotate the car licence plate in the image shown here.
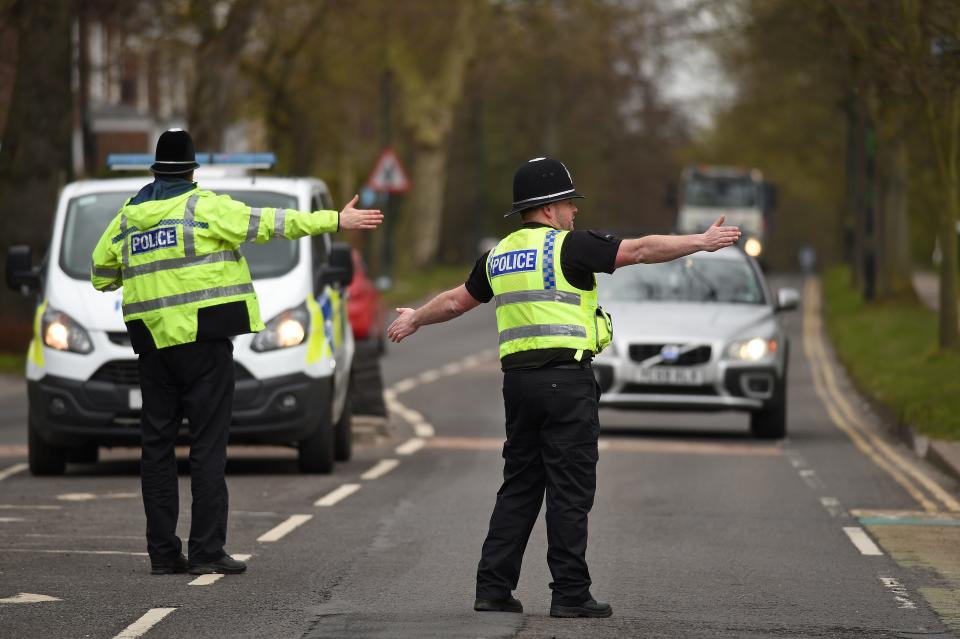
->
[129,388,142,409]
[634,367,704,385]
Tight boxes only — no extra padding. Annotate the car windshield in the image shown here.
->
[59,189,300,280]
[683,174,758,208]
[597,255,765,304]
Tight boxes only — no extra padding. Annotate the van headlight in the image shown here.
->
[725,337,777,361]
[251,303,310,352]
[42,307,93,354]
[744,237,763,257]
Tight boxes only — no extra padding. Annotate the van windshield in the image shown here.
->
[60,189,301,281]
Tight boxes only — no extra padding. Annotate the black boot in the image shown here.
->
[188,554,247,575]
[474,596,523,613]
[549,598,612,618]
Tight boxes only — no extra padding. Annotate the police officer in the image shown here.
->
[387,157,739,617]
[91,129,382,576]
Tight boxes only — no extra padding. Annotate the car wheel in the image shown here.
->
[298,388,335,474]
[66,444,99,464]
[334,383,353,462]
[750,373,787,439]
[28,413,66,476]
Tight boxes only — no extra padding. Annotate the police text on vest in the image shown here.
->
[489,249,539,278]
[131,227,179,255]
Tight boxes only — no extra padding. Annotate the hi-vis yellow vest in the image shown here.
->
[486,227,612,361]
[91,187,338,350]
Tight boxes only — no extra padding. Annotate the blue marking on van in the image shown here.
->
[130,227,178,255]
[489,249,538,278]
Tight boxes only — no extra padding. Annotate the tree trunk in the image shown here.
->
[845,95,868,290]
[0,0,74,346]
[407,143,448,268]
[876,132,913,300]
[939,178,959,349]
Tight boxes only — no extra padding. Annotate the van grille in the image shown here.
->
[90,360,254,385]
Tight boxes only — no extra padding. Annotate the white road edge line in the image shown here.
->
[396,438,425,456]
[257,514,312,543]
[315,483,361,507]
[843,526,883,556]
[112,607,177,639]
[879,576,918,609]
[0,463,28,482]
[361,459,400,481]
[412,422,435,438]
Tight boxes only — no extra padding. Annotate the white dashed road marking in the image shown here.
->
[843,527,883,556]
[257,515,312,543]
[361,459,400,480]
[0,517,25,522]
[819,496,848,519]
[111,607,177,639]
[0,463,27,482]
[315,483,361,507]
[396,438,425,456]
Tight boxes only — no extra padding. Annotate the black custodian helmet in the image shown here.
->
[504,157,585,217]
[151,128,200,174]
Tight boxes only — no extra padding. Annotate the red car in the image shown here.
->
[347,249,386,351]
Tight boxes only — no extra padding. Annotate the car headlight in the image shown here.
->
[251,302,310,352]
[744,237,763,257]
[42,307,93,354]
[726,337,777,361]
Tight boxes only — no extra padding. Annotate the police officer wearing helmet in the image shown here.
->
[91,129,382,576]
[387,157,739,617]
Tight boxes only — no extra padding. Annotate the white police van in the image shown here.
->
[5,154,356,475]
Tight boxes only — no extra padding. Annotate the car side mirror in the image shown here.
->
[776,287,799,312]
[318,242,354,288]
[5,245,42,294]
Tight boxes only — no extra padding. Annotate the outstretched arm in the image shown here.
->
[387,284,481,343]
[614,215,741,268]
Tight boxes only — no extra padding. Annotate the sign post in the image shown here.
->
[366,147,410,285]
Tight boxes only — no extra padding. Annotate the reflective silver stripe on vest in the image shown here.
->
[246,208,262,243]
[274,207,286,238]
[120,216,129,269]
[183,195,199,256]
[121,249,242,278]
[91,263,121,279]
[498,324,587,345]
[494,289,581,308]
[122,283,255,316]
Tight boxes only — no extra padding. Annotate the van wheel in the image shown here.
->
[750,374,787,440]
[334,384,353,462]
[28,415,66,476]
[298,398,334,474]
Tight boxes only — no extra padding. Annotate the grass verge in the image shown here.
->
[381,264,471,307]
[822,265,960,440]
[0,352,26,377]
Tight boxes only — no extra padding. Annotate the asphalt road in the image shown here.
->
[1,274,959,639]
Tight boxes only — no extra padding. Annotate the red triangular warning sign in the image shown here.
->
[366,147,410,193]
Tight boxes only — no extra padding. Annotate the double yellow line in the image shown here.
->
[803,278,960,513]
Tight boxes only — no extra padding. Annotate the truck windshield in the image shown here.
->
[683,175,757,208]
[59,190,300,281]
[597,255,765,305]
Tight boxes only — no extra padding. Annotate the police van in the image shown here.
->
[5,154,356,475]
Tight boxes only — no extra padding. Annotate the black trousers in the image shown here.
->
[137,339,234,563]
[476,366,600,606]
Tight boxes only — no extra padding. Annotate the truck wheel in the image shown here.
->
[750,374,787,440]
[28,414,66,476]
[298,393,334,474]
[334,384,353,462]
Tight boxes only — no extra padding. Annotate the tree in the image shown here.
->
[0,0,74,341]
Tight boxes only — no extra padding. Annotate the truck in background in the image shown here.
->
[674,165,776,265]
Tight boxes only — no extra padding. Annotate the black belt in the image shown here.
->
[551,362,592,370]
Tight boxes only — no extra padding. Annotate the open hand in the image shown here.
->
[387,307,418,343]
[339,194,383,230]
[701,215,741,252]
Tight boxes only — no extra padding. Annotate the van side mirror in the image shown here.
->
[776,287,799,312]
[318,242,354,288]
[6,245,42,294]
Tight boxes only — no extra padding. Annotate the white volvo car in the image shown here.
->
[594,247,798,438]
